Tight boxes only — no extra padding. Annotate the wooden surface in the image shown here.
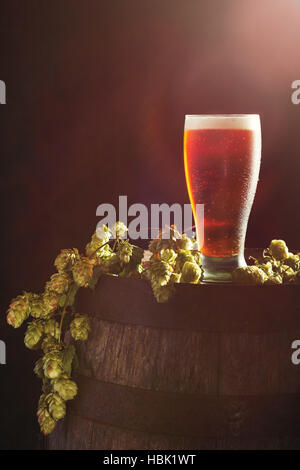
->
[48,250,300,450]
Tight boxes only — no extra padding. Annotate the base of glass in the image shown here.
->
[201,253,246,283]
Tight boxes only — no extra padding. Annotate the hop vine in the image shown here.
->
[7,221,298,436]
[232,239,300,284]
[6,222,200,435]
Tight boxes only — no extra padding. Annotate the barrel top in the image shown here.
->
[77,255,300,334]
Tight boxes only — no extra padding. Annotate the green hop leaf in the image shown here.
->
[62,344,76,377]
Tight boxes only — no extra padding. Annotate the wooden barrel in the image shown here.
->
[48,254,300,450]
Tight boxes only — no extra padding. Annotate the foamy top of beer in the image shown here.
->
[185,114,260,130]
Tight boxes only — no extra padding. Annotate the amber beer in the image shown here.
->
[184,115,261,281]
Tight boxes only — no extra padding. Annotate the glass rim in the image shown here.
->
[185,114,260,118]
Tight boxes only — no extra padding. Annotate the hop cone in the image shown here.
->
[38,408,56,435]
[149,226,183,253]
[70,314,90,341]
[24,321,44,349]
[34,358,44,378]
[192,251,202,266]
[175,234,194,251]
[37,395,47,423]
[259,262,274,277]
[181,261,202,284]
[54,248,78,273]
[265,274,283,285]
[285,253,300,271]
[46,273,70,295]
[53,377,78,401]
[160,249,177,265]
[151,278,175,303]
[150,259,173,286]
[7,293,30,328]
[29,294,47,319]
[295,270,300,284]
[269,239,289,261]
[95,224,111,242]
[86,228,110,258]
[46,392,66,420]
[128,245,144,269]
[280,265,295,283]
[170,272,181,284]
[87,244,114,271]
[72,257,93,287]
[110,221,128,239]
[37,394,47,413]
[44,319,60,340]
[175,250,195,273]
[43,291,59,315]
[117,240,133,265]
[232,266,268,285]
[43,350,63,379]
[41,335,60,353]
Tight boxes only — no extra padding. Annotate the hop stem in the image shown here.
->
[58,285,74,343]
[88,240,110,259]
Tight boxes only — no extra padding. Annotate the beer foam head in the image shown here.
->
[185,114,260,131]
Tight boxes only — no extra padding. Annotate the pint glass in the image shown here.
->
[184,114,261,282]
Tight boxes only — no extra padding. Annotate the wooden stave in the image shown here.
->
[69,374,300,439]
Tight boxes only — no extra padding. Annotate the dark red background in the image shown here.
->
[0,0,299,449]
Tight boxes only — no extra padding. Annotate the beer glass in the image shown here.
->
[184,114,261,282]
